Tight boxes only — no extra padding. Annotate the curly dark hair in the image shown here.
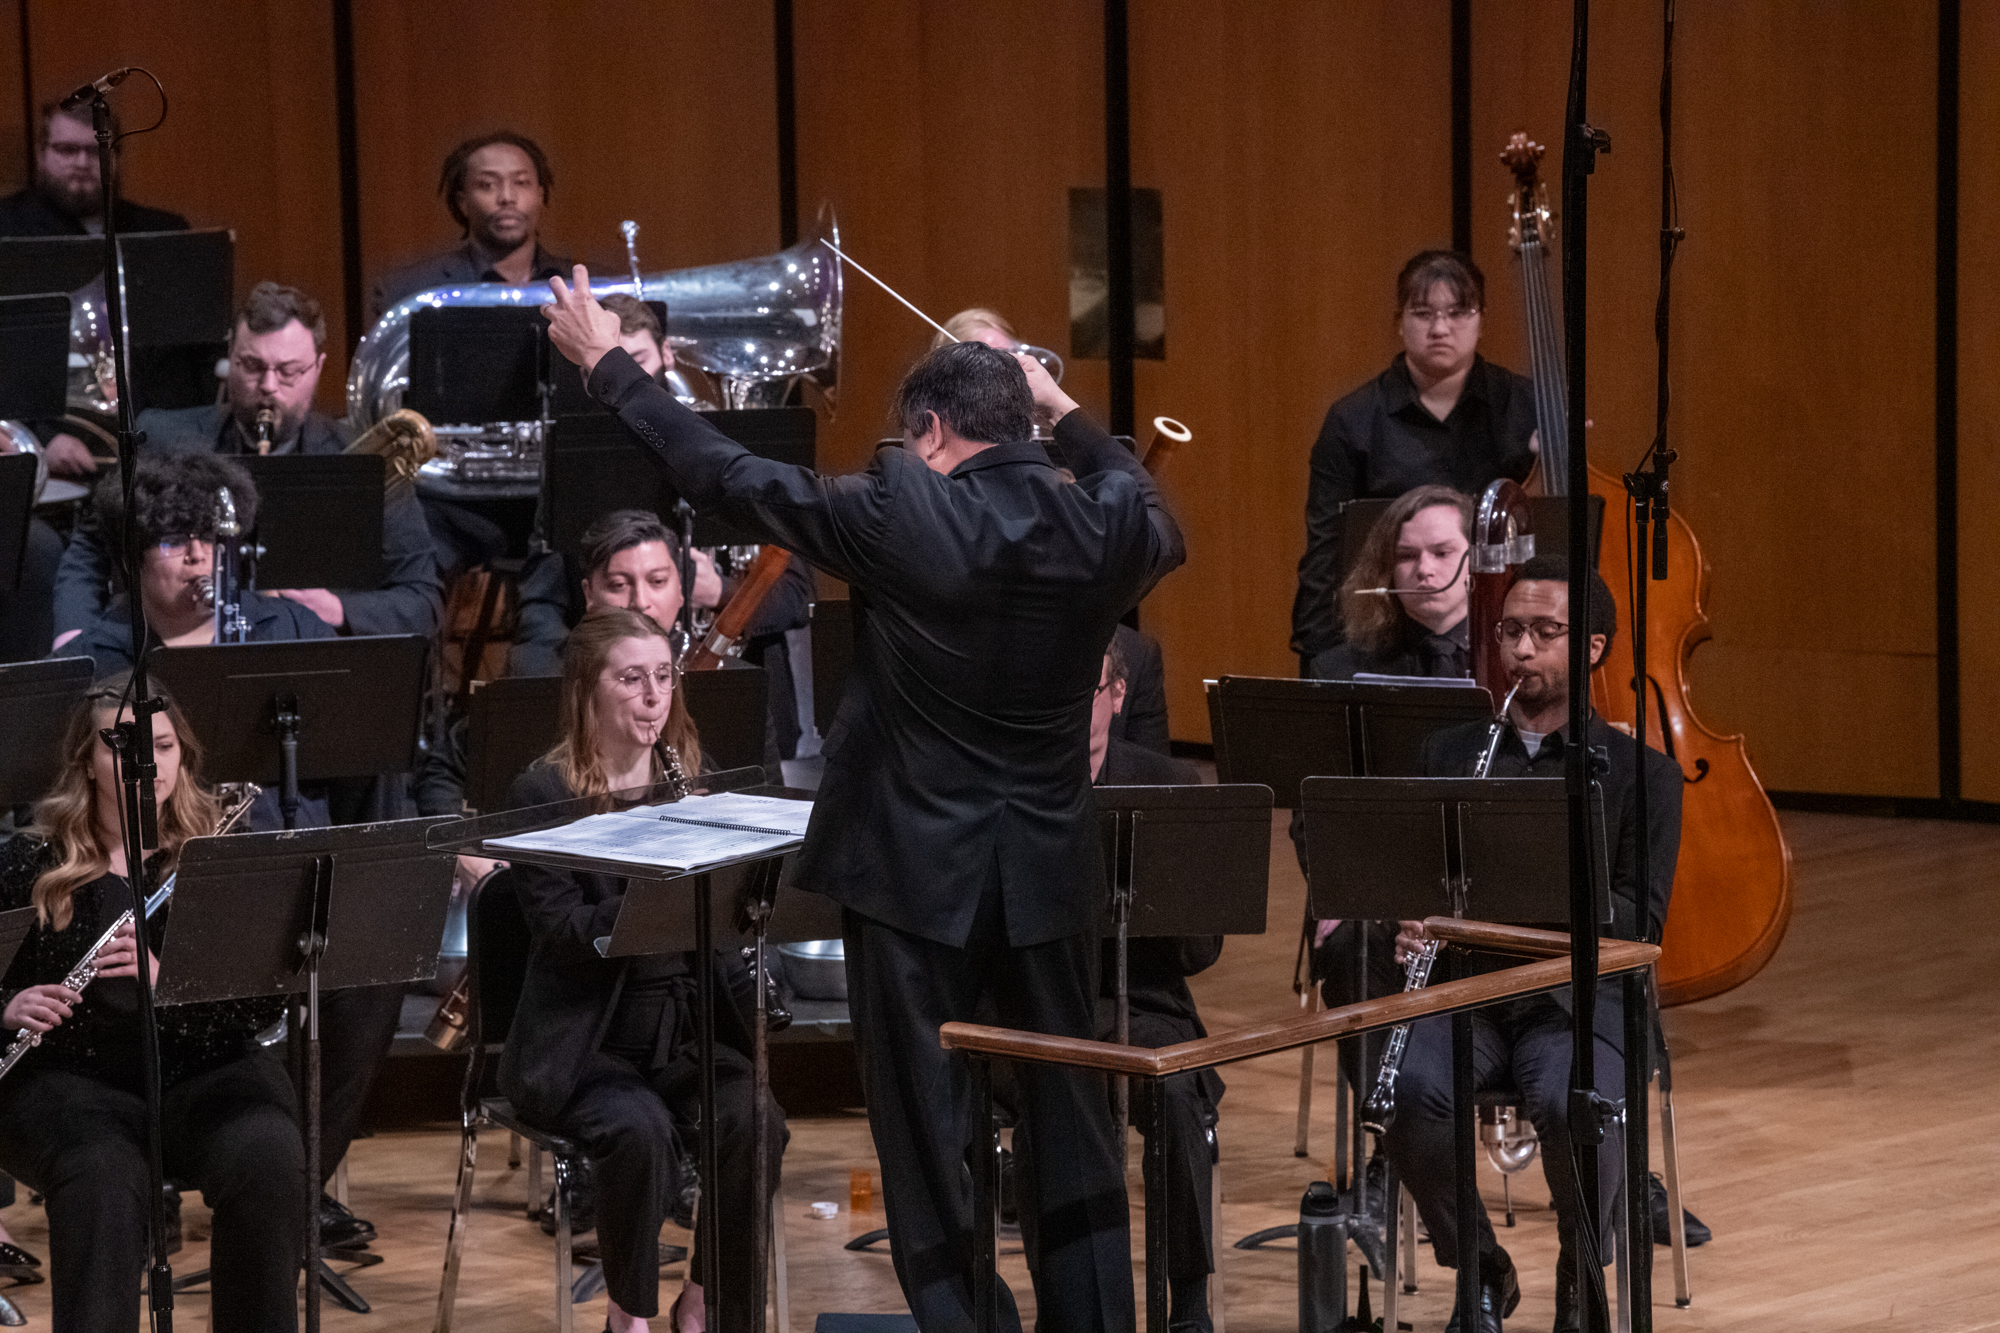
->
[438,130,553,230]
[94,452,259,547]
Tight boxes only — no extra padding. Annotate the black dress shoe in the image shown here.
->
[1347,1151,1389,1278]
[1168,1274,1212,1333]
[1648,1173,1711,1246]
[1443,1251,1519,1333]
[540,1155,598,1236]
[320,1193,377,1249]
[1554,1242,1579,1333]
[0,1241,40,1285]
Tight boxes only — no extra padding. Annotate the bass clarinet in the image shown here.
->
[0,783,262,1082]
[1360,678,1522,1135]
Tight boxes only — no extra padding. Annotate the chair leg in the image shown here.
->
[1501,1169,1515,1228]
[527,1143,544,1219]
[1294,1044,1316,1158]
[1209,1145,1225,1333]
[553,1152,575,1333]
[772,1187,791,1333]
[1383,1168,1400,1333]
[1660,1075,1692,1307]
[509,1131,523,1170]
[1401,1185,1419,1294]
[433,1111,480,1333]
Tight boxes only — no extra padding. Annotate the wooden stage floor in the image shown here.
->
[2,810,1993,1330]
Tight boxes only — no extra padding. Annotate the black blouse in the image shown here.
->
[0,836,284,1091]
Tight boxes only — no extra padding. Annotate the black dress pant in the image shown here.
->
[843,902,1134,1333]
[1381,995,1624,1273]
[556,1042,785,1322]
[313,982,408,1187]
[1313,919,1404,1095]
[0,1053,309,1333]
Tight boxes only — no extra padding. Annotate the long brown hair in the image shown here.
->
[29,674,219,931]
[1338,485,1475,657]
[542,607,702,800]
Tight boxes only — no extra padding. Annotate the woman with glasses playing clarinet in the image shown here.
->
[500,607,785,1333]
[0,676,307,1333]
[1293,250,1539,680]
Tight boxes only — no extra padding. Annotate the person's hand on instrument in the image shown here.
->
[94,919,160,984]
[40,433,100,478]
[542,266,621,381]
[454,854,505,896]
[1014,351,1079,425]
[268,588,346,627]
[3,984,80,1035]
[1392,919,1431,966]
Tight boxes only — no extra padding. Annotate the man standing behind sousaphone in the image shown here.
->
[544,265,1185,1333]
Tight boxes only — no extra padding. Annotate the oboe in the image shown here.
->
[1361,679,1522,1135]
[0,783,261,1081]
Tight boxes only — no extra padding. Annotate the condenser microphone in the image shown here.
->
[59,68,133,111]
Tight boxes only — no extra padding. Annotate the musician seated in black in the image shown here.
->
[0,676,306,1333]
[1017,634,1221,1331]
[50,281,442,652]
[0,100,189,239]
[1381,556,1681,1333]
[501,607,785,1333]
[1293,251,1536,672]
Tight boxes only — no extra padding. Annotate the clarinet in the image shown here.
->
[0,783,261,1081]
[1360,679,1523,1136]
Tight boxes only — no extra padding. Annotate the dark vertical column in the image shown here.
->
[331,0,365,352]
[17,0,35,184]
[775,0,799,249]
[1103,0,1135,438]
[1451,0,1472,253]
[1936,0,1961,804]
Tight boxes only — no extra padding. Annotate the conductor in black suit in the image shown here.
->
[544,266,1185,1333]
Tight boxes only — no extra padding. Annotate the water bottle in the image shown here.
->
[1298,1179,1350,1333]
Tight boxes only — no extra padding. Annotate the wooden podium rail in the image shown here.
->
[940,919,1661,1333]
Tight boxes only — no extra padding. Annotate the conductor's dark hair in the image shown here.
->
[235,281,327,354]
[577,509,679,582]
[891,340,1033,446]
[438,130,553,230]
[1512,554,1617,656]
[1396,250,1486,316]
[94,452,259,548]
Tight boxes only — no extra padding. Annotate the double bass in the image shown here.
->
[1473,134,1792,1006]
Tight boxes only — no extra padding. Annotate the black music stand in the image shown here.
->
[0,657,95,806]
[407,307,550,426]
[429,767,801,1333]
[0,293,70,419]
[0,905,35,980]
[1205,675,1494,801]
[239,456,385,591]
[156,816,454,1327]
[1300,775,1602,1333]
[544,408,816,555]
[147,636,428,829]
[0,455,36,596]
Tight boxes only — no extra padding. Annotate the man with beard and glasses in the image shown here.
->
[0,101,189,238]
[49,282,442,651]
[367,131,572,324]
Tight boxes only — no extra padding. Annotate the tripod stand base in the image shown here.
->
[171,1257,372,1313]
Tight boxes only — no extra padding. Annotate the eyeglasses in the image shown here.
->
[232,357,314,387]
[153,535,212,560]
[1404,306,1479,326]
[1496,618,1569,647]
[606,665,675,697]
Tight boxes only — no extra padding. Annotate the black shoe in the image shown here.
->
[1443,1251,1519,1333]
[0,1241,40,1286]
[997,1146,1018,1226]
[1554,1243,1579,1333]
[1347,1152,1389,1278]
[1168,1274,1212,1333]
[671,1150,699,1232]
[540,1155,597,1236]
[1648,1173,1711,1246]
[319,1193,376,1249]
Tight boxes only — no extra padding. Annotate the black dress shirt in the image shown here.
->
[586,348,1185,950]
[1307,614,1471,682]
[51,404,443,640]
[368,239,573,326]
[1292,354,1536,658]
[0,188,188,237]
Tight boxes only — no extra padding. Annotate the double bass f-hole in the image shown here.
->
[1636,673,1710,784]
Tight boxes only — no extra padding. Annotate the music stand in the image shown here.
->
[428,767,800,1333]
[0,658,95,806]
[1094,783,1272,1138]
[0,455,34,595]
[147,636,428,829]
[406,307,550,425]
[0,293,70,420]
[240,456,386,591]
[156,815,455,1329]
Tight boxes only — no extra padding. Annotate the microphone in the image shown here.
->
[59,68,133,111]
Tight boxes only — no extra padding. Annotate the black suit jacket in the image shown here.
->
[51,405,442,640]
[368,240,573,326]
[0,188,188,237]
[1112,623,1170,754]
[587,349,1185,948]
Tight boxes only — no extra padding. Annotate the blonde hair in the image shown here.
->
[28,675,218,931]
[543,607,702,800]
[930,307,1017,352]
[1338,486,1475,657]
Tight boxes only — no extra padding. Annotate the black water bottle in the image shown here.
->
[1298,1179,1350,1333]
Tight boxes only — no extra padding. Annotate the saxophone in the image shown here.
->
[1361,678,1523,1136]
[0,783,262,1082]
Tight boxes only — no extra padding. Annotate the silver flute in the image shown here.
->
[1361,678,1522,1135]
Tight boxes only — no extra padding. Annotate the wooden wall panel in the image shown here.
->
[1958,0,2000,801]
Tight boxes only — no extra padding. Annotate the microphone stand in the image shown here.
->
[1561,3,1617,1331]
[87,88,178,1333]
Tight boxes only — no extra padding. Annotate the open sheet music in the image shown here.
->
[484,791,812,873]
